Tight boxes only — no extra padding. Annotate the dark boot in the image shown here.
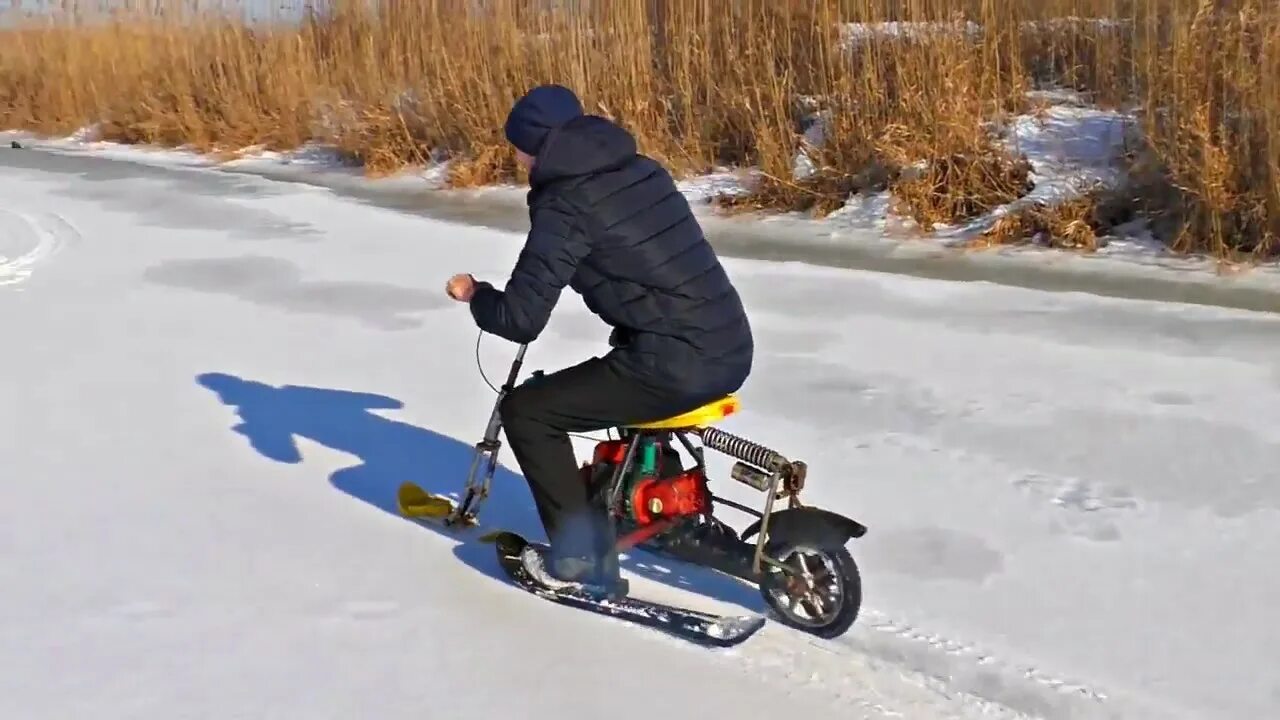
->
[520,543,629,598]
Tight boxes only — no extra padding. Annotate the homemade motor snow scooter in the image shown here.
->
[396,339,867,639]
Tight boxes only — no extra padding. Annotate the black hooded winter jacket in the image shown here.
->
[468,114,753,402]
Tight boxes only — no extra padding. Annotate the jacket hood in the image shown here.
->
[530,115,638,186]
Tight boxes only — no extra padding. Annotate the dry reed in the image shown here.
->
[0,0,1276,260]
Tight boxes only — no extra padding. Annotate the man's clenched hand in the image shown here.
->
[446,273,476,302]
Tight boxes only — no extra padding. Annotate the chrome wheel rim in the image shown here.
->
[763,546,844,628]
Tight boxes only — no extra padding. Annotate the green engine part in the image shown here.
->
[639,439,657,475]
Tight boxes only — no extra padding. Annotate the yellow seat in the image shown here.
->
[626,394,740,430]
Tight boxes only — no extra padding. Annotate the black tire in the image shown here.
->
[758,542,862,639]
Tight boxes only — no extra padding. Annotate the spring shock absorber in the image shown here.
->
[699,427,787,472]
[699,426,805,574]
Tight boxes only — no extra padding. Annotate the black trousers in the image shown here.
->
[498,356,699,561]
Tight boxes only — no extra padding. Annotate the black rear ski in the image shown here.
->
[492,531,765,649]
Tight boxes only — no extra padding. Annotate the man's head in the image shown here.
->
[504,84,584,168]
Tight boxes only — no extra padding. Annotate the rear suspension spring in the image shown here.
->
[699,427,786,471]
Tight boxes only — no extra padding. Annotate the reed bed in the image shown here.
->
[1,0,1276,260]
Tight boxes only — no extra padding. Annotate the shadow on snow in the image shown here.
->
[195,371,764,613]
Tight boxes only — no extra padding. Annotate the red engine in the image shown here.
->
[629,472,709,525]
[585,439,709,526]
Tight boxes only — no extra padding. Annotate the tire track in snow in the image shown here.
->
[634,547,1135,719]
[0,209,79,288]
[610,551,1039,719]
[709,607,1117,720]
[842,608,1120,719]
[726,622,1041,720]
[746,600,1194,720]
[628,557,1103,719]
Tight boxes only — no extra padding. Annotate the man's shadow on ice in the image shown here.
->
[196,372,764,613]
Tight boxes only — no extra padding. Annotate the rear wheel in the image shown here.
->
[758,542,861,639]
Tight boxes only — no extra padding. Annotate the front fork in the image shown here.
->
[446,343,528,526]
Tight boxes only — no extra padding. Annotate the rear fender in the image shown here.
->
[740,507,867,550]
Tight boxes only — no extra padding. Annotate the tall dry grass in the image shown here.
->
[0,0,1276,260]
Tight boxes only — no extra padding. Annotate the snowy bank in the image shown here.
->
[838,17,1132,48]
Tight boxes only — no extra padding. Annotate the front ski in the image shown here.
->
[492,531,765,649]
[396,481,490,530]
[396,482,457,520]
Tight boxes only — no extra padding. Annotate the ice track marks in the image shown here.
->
[0,209,79,288]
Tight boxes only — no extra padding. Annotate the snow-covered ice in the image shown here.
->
[3,146,1280,720]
